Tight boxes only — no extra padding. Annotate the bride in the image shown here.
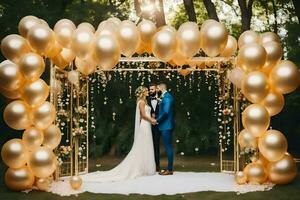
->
[82,86,156,182]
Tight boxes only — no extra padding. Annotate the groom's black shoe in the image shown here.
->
[156,166,161,172]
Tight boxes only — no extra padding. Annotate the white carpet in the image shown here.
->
[50,172,274,196]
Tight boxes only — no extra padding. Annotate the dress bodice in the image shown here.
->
[145,104,151,117]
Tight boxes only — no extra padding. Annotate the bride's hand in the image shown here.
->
[150,118,157,125]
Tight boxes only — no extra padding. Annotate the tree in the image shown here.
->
[183,0,197,22]
[134,0,166,27]
[155,0,166,27]
[203,0,219,21]
[292,0,300,23]
[238,0,254,31]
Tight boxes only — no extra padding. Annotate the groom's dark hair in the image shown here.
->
[149,82,157,87]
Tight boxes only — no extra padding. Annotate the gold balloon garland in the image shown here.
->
[0,16,299,191]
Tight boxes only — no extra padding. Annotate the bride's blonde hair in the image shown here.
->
[135,86,148,101]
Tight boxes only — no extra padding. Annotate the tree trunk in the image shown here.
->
[238,0,254,32]
[155,0,166,27]
[292,0,300,23]
[203,0,219,21]
[271,0,278,34]
[134,0,142,17]
[183,0,197,22]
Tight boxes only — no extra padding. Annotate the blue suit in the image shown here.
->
[156,92,175,171]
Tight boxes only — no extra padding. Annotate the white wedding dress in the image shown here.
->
[82,100,156,182]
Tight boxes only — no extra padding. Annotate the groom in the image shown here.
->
[148,83,161,172]
[154,82,175,175]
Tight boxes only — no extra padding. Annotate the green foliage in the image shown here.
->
[88,64,220,157]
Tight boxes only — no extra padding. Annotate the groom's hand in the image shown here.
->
[151,118,157,125]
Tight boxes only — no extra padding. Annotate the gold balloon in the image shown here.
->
[118,20,140,57]
[138,19,156,44]
[52,54,69,69]
[54,19,75,29]
[5,166,34,191]
[18,15,40,38]
[238,30,261,48]
[227,67,245,88]
[136,41,146,54]
[238,129,257,149]
[107,17,121,27]
[1,34,31,64]
[21,79,49,107]
[71,28,95,58]
[1,139,28,168]
[179,69,191,77]
[61,48,76,63]
[235,171,247,184]
[242,104,270,137]
[261,32,281,44]
[268,153,297,184]
[0,60,23,91]
[54,19,76,48]
[151,29,177,62]
[78,22,95,33]
[237,43,267,72]
[96,20,118,37]
[75,55,96,76]
[27,24,55,55]
[0,87,21,99]
[4,100,31,130]
[19,53,45,81]
[241,71,269,103]
[220,35,237,57]
[22,127,44,149]
[39,19,49,27]
[94,34,120,69]
[201,19,217,30]
[31,101,56,130]
[270,60,300,94]
[45,40,62,58]
[36,177,51,191]
[260,90,284,116]
[159,25,177,34]
[52,48,75,69]
[256,153,269,167]
[69,176,82,190]
[262,41,283,73]
[28,147,57,178]
[244,163,267,184]
[258,129,287,162]
[200,21,228,57]
[177,22,200,58]
[172,51,187,66]
[43,124,62,150]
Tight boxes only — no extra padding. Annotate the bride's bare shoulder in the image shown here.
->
[137,99,146,105]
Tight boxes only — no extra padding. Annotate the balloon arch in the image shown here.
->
[0,16,299,191]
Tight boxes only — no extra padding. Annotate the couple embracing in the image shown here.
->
[83,82,175,183]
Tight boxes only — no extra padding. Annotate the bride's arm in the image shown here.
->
[139,101,153,123]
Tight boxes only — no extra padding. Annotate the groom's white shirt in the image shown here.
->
[151,98,158,111]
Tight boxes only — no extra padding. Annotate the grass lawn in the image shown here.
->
[0,155,299,200]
